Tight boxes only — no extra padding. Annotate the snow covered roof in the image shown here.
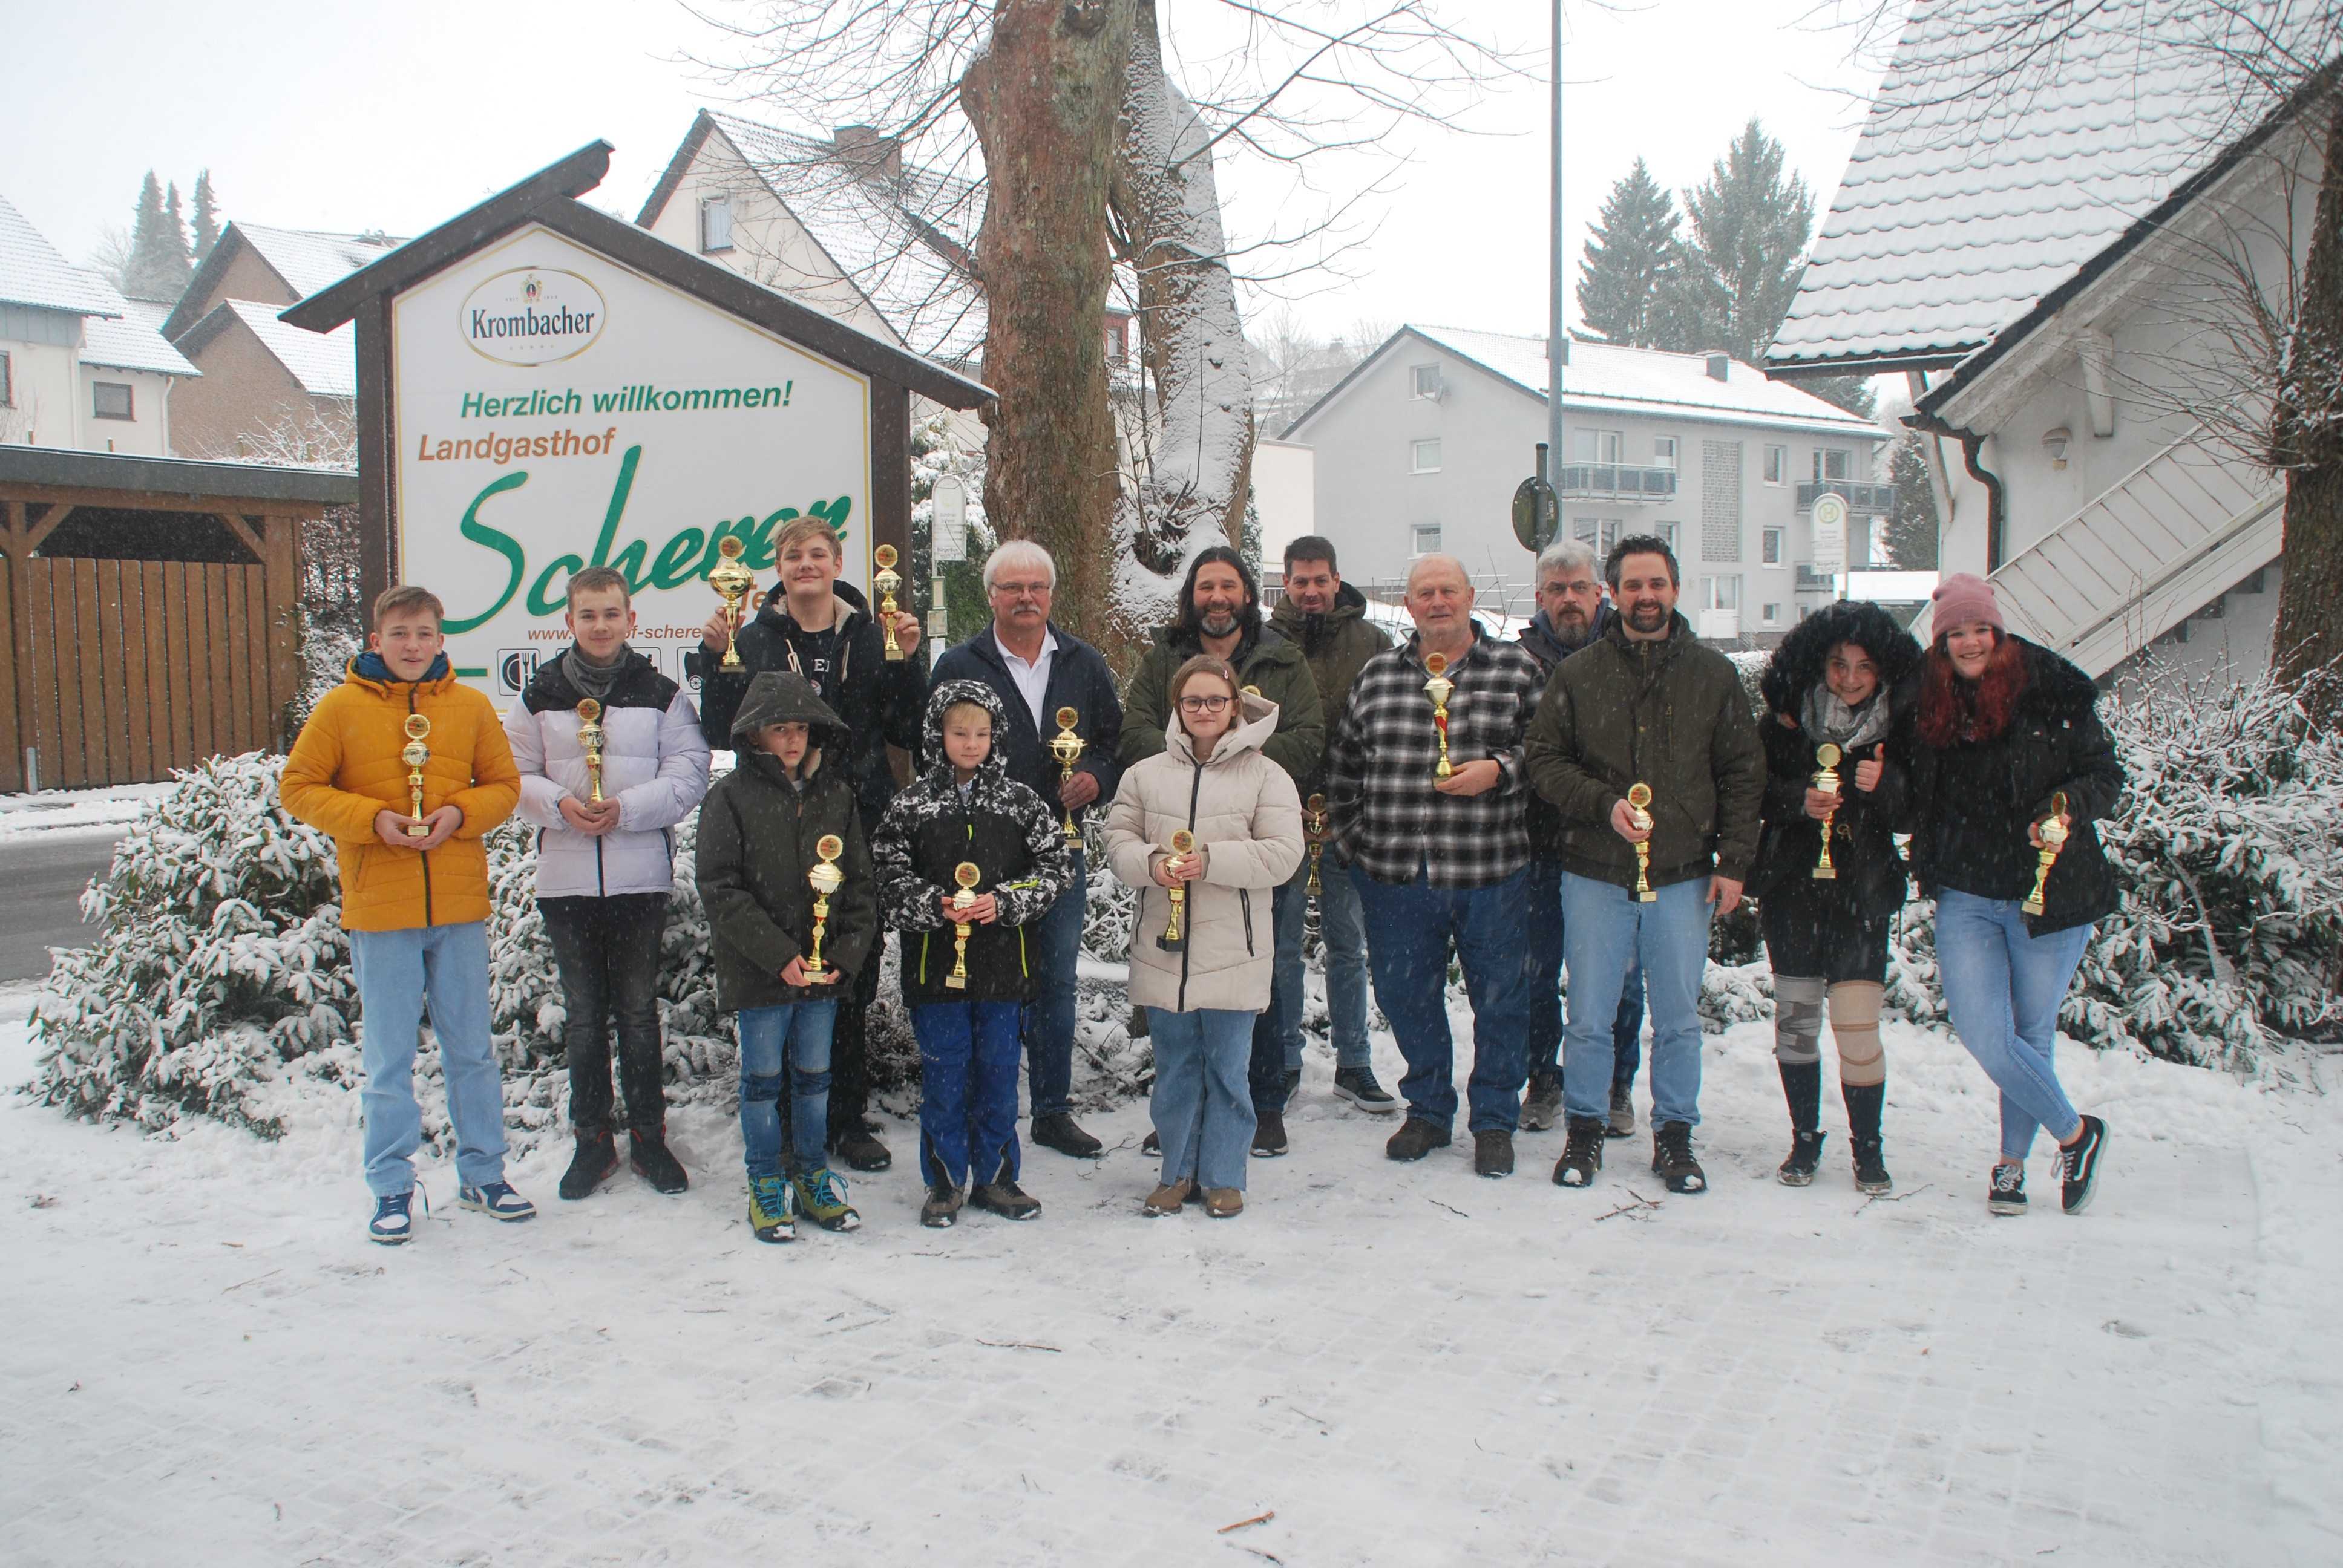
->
[219,299,354,397]
[232,223,404,302]
[77,285,198,377]
[0,191,121,317]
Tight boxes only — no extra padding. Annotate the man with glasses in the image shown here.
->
[929,541,1125,1158]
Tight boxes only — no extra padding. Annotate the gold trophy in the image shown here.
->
[1157,829,1196,951]
[575,698,606,804]
[1049,706,1085,844]
[1626,782,1656,903]
[874,543,905,661]
[400,714,432,838]
[1423,652,1455,780]
[708,535,756,671]
[805,833,846,978]
[945,861,981,990]
[2022,791,2071,916]
[1305,792,1328,900]
[1810,742,1843,881]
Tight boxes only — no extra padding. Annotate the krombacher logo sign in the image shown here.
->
[461,267,607,365]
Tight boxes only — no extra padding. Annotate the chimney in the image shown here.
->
[1704,352,1731,382]
[831,124,903,181]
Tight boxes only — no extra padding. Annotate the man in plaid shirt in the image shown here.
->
[1325,555,1546,1178]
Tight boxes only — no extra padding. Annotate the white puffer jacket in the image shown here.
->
[1104,692,1304,1013]
[503,648,711,900]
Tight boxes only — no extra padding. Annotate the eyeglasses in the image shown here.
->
[991,580,1052,599]
[1178,695,1231,714]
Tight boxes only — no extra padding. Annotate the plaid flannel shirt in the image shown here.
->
[1324,628,1546,889]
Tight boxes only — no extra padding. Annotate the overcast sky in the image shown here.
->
[5,0,1892,351]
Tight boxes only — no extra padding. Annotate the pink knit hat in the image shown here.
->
[1930,572,2003,633]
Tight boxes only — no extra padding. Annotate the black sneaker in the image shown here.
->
[1777,1129,1825,1187]
[1988,1162,2028,1216]
[920,1183,963,1228]
[1519,1072,1562,1131]
[559,1130,618,1201]
[1031,1113,1103,1159]
[1384,1117,1451,1162]
[1607,1082,1637,1138]
[1332,1065,1399,1114]
[1553,1116,1606,1188]
[1851,1137,1892,1195]
[1651,1120,1706,1194]
[1251,1110,1289,1158]
[970,1180,1043,1221]
[833,1123,893,1172]
[1473,1129,1515,1178]
[2059,1116,2109,1215]
[628,1126,690,1194]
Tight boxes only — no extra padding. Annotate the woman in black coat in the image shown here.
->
[1904,575,2121,1218]
[1750,601,1919,1193]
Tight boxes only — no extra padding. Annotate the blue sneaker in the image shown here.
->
[369,1191,417,1245]
[458,1181,537,1222]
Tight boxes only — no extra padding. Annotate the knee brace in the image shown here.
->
[741,1070,787,1105]
[1829,981,1886,1087]
[1774,975,1824,1065]
[791,1065,834,1101]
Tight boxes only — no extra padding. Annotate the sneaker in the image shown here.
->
[559,1131,618,1201]
[792,1167,861,1231]
[749,1173,796,1243]
[1332,1065,1399,1114]
[971,1180,1043,1221]
[1607,1082,1637,1138]
[1251,1110,1289,1158]
[629,1126,689,1194]
[1553,1116,1605,1188]
[1988,1161,2028,1217]
[1778,1129,1826,1187]
[1473,1129,1515,1178]
[458,1181,537,1222]
[1519,1072,1562,1132]
[2059,1116,2109,1215]
[368,1190,417,1245]
[834,1124,893,1173]
[1650,1121,1706,1195]
[1141,1129,1161,1156]
[1384,1117,1452,1162]
[1031,1112,1103,1159]
[1851,1138,1893,1195]
[1143,1178,1192,1216]
[1204,1187,1244,1218]
[921,1183,964,1228]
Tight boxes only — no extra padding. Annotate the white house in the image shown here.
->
[1,193,195,457]
[1283,325,1884,639]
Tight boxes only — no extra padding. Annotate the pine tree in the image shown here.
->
[1804,372,1878,419]
[1575,158,1682,348]
[122,171,192,302]
[123,172,165,296]
[1877,429,1939,569]
[1655,120,1814,363]
[191,170,222,265]
[162,180,191,279]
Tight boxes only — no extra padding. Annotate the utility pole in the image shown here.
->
[1547,0,1565,482]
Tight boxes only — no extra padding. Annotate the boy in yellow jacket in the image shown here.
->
[281,585,528,1243]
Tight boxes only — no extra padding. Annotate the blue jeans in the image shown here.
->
[737,999,839,1179]
[1559,873,1711,1128]
[1352,864,1533,1134]
[1524,856,1644,1087]
[349,922,507,1197]
[1248,880,1306,1114]
[914,1000,1024,1188]
[1259,853,1374,1090]
[1148,1007,1257,1191]
[1023,849,1086,1120]
[1935,889,2092,1159]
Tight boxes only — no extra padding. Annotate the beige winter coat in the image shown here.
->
[1104,693,1305,1013]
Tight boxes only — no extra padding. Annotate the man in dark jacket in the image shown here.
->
[697,516,923,1173]
[1119,545,1326,1155]
[1527,535,1763,1195]
[928,540,1124,1158]
[1515,539,1645,1138]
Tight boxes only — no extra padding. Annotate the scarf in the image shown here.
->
[563,645,628,704]
[1801,681,1892,753]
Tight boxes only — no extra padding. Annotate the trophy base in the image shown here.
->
[944,975,968,990]
[1636,892,1657,904]
[1812,867,1838,881]
[1156,933,1187,952]
[2020,900,2046,918]
[721,653,744,671]
[884,648,905,662]
[404,827,432,840]
[802,962,825,980]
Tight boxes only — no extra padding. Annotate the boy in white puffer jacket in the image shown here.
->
[503,567,710,1199]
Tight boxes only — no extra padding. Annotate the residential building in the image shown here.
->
[1282,325,1884,639]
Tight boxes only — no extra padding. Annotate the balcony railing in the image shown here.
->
[1795,481,1896,514]
[1559,463,1677,501]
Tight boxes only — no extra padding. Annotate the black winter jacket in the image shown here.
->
[1516,602,1613,858]
[1268,582,1391,797]
[1117,620,1325,787]
[928,621,1124,834]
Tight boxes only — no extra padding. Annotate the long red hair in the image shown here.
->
[1916,628,2028,747]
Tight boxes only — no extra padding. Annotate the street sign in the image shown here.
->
[931,474,968,562]
[1810,491,1850,578]
[1511,475,1559,552]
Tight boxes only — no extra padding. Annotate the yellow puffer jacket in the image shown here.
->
[281,658,521,932]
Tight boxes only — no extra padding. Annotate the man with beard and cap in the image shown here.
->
[1516,538,1647,1139]
[1119,544,1324,1160]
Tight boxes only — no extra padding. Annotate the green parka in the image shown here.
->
[1117,622,1323,788]
[1268,582,1389,795]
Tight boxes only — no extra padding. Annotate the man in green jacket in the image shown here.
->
[1526,534,1762,1197]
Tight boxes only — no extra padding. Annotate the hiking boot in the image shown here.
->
[1988,1161,2028,1217]
[1519,1071,1562,1131]
[1553,1116,1606,1188]
[1778,1130,1826,1187]
[791,1167,861,1232]
[1332,1065,1398,1114]
[1143,1178,1193,1216]
[920,1183,964,1228]
[1851,1138,1893,1195]
[1650,1121,1706,1195]
[1204,1187,1244,1218]
[1473,1129,1515,1178]
[1031,1112,1103,1159]
[1251,1110,1289,1158]
[749,1173,795,1243]
[628,1126,689,1194]
[1384,1117,1451,1162]
[1842,1082,1888,1195]
[971,1180,1043,1221]
[1142,1129,1161,1155]
[457,1181,537,1221]
[558,1130,618,1200]
[368,1190,417,1245]
[833,1122,893,1173]
[1607,1081,1637,1138]
[2059,1115,2109,1215]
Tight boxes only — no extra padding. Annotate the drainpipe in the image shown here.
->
[1904,405,2009,573]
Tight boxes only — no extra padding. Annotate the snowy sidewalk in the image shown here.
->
[2,995,2338,1567]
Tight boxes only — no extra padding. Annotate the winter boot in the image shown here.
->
[921,1183,964,1228]
[792,1167,861,1232]
[1777,1060,1824,1187]
[1473,1129,1515,1178]
[1384,1117,1452,1162]
[1650,1121,1706,1195]
[1031,1112,1103,1159]
[628,1125,689,1194]
[749,1173,795,1243]
[1252,1110,1289,1158]
[1553,1116,1606,1188]
[559,1130,619,1201]
[1843,1082,1890,1194]
[1204,1187,1244,1218]
[832,1116,893,1173]
[1778,1131,1826,1187]
[971,1180,1043,1221]
[1334,1065,1398,1113]
[1519,1071,1562,1131]
[1607,1080,1637,1138]
[2059,1115,2110,1215]
[1143,1178,1192,1217]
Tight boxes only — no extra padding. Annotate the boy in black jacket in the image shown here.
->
[874,681,1072,1227]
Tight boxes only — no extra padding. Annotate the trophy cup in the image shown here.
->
[1049,707,1084,844]
[874,543,905,661]
[708,535,756,671]
[575,698,606,805]
[945,861,981,991]
[2022,791,2071,916]
[1626,782,1655,903]
[1423,652,1455,780]
[1304,792,1328,900]
[1157,829,1196,951]
[804,833,845,977]
[1810,742,1843,881]
[401,714,432,838]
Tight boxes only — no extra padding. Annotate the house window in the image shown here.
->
[1762,602,1781,626]
[1573,517,1623,552]
[1761,526,1784,566]
[1409,364,1442,399]
[1411,439,1442,474]
[1700,575,1742,612]
[1571,428,1624,463]
[1763,445,1788,485]
[1814,448,1852,483]
[1657,520,1680,554]
[1653,436,1678,469]
[0,349,12,408]
[699,196,733,253]
[92,381,134,420]
[1105,318,1129,364]
[1410,523,1443,557]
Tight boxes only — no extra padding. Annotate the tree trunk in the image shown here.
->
[2273,87,2343,722]
[962,0,1133,645]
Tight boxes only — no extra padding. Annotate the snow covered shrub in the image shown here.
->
[1078,813,1138,962]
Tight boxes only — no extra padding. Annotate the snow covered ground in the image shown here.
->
[3,979,2339,1566]
[0,782,169,841]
